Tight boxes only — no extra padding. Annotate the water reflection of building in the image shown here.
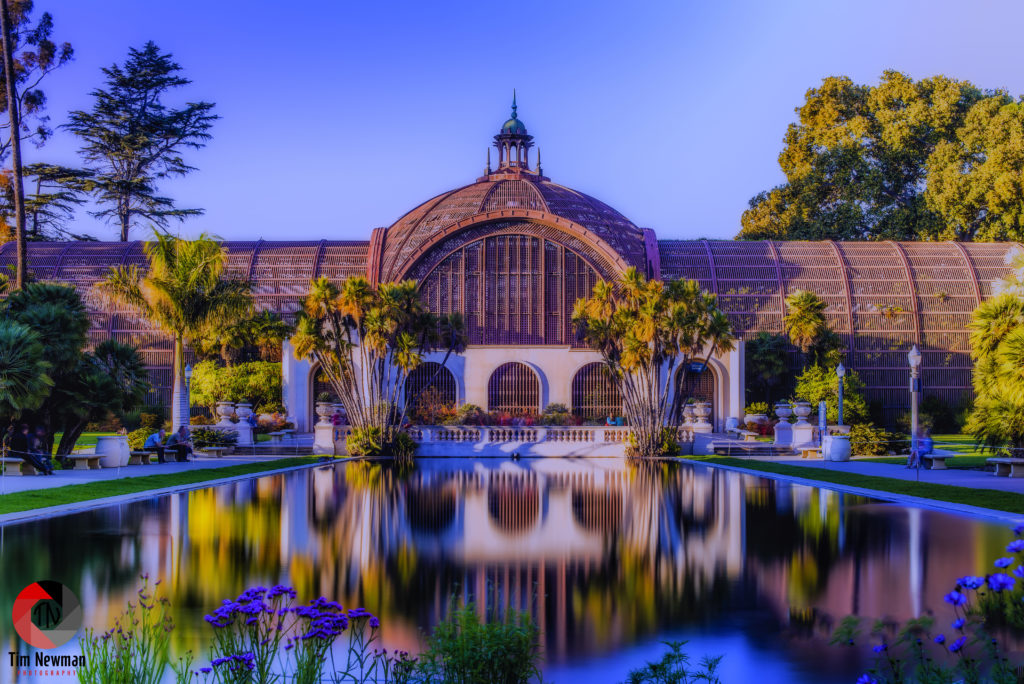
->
[3,461,1019,681]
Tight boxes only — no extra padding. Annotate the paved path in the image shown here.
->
[0,454,308,495]
[745,456,1024,493]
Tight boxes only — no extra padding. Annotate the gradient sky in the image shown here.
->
[32,0,1024,242]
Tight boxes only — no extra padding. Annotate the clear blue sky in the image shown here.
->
[35,0,1024,242]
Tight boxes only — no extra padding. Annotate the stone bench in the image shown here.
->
[129,450,155,465]
[800,447,822,459]
[267,432,285,444]
[1,457,32,475]
[920,449,955,470]
[200,446,228,458]
[68,454,101,470]
[988,457,1024,478]
[727,427,760,442]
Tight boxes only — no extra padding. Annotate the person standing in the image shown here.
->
[144,428,168,463]
[165,426,193,462]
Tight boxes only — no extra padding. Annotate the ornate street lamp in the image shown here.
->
[907,345,922,467]
[836,363,846,426]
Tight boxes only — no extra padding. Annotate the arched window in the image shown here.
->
[487,362,540,413]
[571,362,622,419]
[405,362,457,415]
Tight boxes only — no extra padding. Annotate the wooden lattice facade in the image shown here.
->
[487,362,540,414]
[571,363,622,419]
[405,362,458,412]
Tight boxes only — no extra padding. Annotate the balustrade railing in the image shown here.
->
[407,425,695,445]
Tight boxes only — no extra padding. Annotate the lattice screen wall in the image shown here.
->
[658,239,1022,422]
[405,362,458,413]
[487,362,541,413]
[571,363,622,419]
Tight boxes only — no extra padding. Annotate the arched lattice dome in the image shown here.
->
[373,176,651,283]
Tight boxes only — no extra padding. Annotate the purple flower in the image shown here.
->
[989,573,1016,592]
[952,618,965,630]
[934,634,945,644]
[369,616,380,629]
[957,576,985,590]
[995,557,1014,568]
[857,675,878,684]
[200,667,212,674]
[1014,566,1024,579]
[1008,540,1024,553]
[347,607,371,619]
[872,644,887,653]
[1015,523,1024,537]
[268,584,296,599]
[944,591,967,606]
[949,636,966,653]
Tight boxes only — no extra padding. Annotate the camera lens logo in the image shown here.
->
[12,581,82,649]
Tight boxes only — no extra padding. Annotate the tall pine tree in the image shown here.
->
[65,42,217,241]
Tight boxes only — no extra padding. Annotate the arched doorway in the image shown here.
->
[676,364,716,424]
[487,362,540,413]
[571,362,622,420]
[405,362,457,422]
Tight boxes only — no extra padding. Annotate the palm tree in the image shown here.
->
[967,294,1024,451]
[96,231,252,429]
[0,321,53,441]
[784,290,828,355]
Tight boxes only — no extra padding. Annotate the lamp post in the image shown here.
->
[184,363,193,428]
[907,345,922,470]
[836,363,846,427]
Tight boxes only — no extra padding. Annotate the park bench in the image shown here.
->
[726,427,760,442]
[920,449,955,470]
[200,446,228,458]
[1,456,29,475]
[800,447,822,459]
[129,450,155,465]
[988,457,1024,478]
[267,431,285,445]
[68,454,101,470]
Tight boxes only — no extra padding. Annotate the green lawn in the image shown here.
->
[0,456,322,515]
[858,433,991,469]
[685,456,1024,514]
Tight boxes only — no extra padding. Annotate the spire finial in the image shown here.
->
[486,147,491,174]
[511,88,517,119]
[536,147,542,176]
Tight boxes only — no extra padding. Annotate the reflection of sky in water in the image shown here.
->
[0,457,1016,683]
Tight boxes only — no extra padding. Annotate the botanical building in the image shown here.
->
[1,102,1019,430]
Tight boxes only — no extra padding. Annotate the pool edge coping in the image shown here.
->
[0,459,334,526]
[682,458,1024,525]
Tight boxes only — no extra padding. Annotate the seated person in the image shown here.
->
[144,428,167,463]
[165,426,193,462]
[28,426,55,475]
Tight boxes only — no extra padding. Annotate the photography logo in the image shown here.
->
[12,581,82,649]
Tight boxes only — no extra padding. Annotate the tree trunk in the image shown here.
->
[171,335,188,430]
[0,0,26,289]
[119,204,129,242]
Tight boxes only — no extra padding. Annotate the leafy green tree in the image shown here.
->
[784,290,844,367]
[966,293,1024,451]
[793,364,868,425]
[0,0,72,286]
[290,276,466,456]
[0,320,51,432]
[572,267,734,458]
[995,247,1024,297]
[96,231,252,430]
[65,41,217,241]
[745,331,789,403]
[738,71,991,242]
[189,360,282,412]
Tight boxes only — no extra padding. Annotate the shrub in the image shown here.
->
[393,432,417,460]
[191,427,238,449]
[744,402,771,416]
[849,423,905,456]
[190,414,212,426]
[625,641,723,683]
[256,415,292,434]
[793,364,869,425]
[455,403,487,426]
[416,602,542,684]
[539,403,581,426]
[139,410,164,430]
[346,426,383,457]
[189,360,283,412]
[127,428,151,451]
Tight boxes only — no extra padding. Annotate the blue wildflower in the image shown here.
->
[857,675,878,684]
[995,557,1014,568]
[1015,523,1024,537]
[1014,566,1024,579]
[952,618,965,630]
[369,616,380,629]
[957,576,985,590]
[873,644,887,653]
[1008,540,1024,553]
[200,667,212,674]
[944,591,967,606]
[934,634,945,644]
[949,636,966,653]
[989,573,1016,592]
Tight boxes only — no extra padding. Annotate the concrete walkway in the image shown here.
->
[0,454,308,495]
[739,456,1024,493]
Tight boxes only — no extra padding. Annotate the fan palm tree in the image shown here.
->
[96,231,252,429]
[0,321,53,441]
[784,290,829,355]
[967,294,1024,451]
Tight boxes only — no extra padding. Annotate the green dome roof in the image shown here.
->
[501,115,527,134]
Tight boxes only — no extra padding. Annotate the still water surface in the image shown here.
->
[0,458,1016,683]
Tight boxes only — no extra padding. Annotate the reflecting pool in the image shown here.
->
[0,458,1017,683]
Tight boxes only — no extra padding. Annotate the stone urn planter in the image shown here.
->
[824,434,851,462]
[693,401,712,425]
[774,402,792,421]
[235,403,253,422]
[215,401,236,427]
[792,401,812,425]
[682,404,696,426]
[96,435,130,468]
[315,401,334,425]
[744,412,768,426]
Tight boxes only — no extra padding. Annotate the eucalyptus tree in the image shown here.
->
[290,276,466,457]
[572,267,733,459]
[65,41,217,241]
[96,231,252,429]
